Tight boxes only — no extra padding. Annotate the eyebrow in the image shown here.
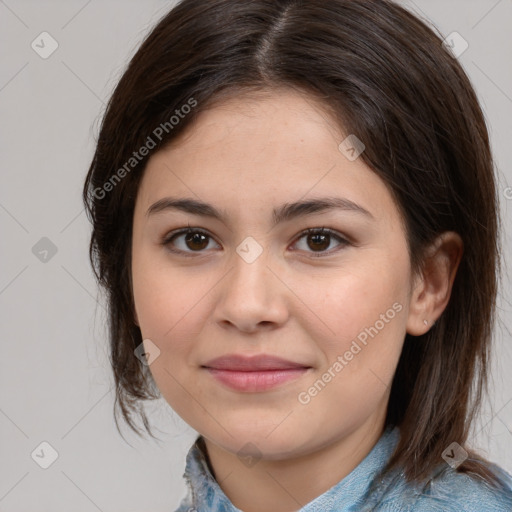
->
[146,196,374,225]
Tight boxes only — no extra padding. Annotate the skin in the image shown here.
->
[131,88,462,512]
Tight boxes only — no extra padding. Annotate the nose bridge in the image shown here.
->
[228,240,274,303]
[214,239,289,330]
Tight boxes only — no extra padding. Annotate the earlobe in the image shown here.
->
[406,232,463,336]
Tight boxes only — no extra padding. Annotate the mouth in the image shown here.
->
[201,354,312,392]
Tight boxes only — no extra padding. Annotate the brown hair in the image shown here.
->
[82,0,505,490]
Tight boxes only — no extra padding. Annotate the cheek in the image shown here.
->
[133,265,205,345]
[290,281,406,437]
[131,252,219,386]
[133,241,188,322]
[292,255,409,394]
[131,262,210,421]
[294,255,408,343]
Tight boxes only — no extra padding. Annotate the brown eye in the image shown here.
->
[293,228,349,257]
[183,231,209,251]
[306,232,331,252]
[162,228,219,255]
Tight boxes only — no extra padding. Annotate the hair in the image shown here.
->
[83,0,506,491]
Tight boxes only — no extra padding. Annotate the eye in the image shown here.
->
[161,227,220,256]
[161,226,350,257]
[292,227,350,258]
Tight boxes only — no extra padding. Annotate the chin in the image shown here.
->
[204,422,314,460]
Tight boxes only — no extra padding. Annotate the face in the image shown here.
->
[131,89,414,460]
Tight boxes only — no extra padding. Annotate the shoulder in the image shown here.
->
[173,496,193,512]
[397,463,512,512]
[173,505,191,512]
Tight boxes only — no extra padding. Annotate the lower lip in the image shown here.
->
[204,368,309,392]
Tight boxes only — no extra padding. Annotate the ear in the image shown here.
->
[406,231,463,336]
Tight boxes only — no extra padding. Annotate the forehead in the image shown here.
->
[136,89,402,231]
[167,88,344,159]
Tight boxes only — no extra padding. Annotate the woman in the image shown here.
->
[83,0,512,510]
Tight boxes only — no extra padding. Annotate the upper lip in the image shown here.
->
[202,354,311,371]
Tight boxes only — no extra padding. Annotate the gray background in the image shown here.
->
[1,1,511,510]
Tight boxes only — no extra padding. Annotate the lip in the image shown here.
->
[203,354,311,371]
[201,354,312,392]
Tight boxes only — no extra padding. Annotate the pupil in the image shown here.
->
[309,233,329,251]
[186,232,208,250]
[183,232,331,252]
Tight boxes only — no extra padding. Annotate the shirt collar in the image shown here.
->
[181,425,402,511]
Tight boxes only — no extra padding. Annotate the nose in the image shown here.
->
[212,250,290,334]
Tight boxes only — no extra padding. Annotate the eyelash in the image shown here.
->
[160,225,350,258]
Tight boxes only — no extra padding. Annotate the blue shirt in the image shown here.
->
[175,426,512,511]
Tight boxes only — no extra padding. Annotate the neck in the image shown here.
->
[203,413,387,512]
